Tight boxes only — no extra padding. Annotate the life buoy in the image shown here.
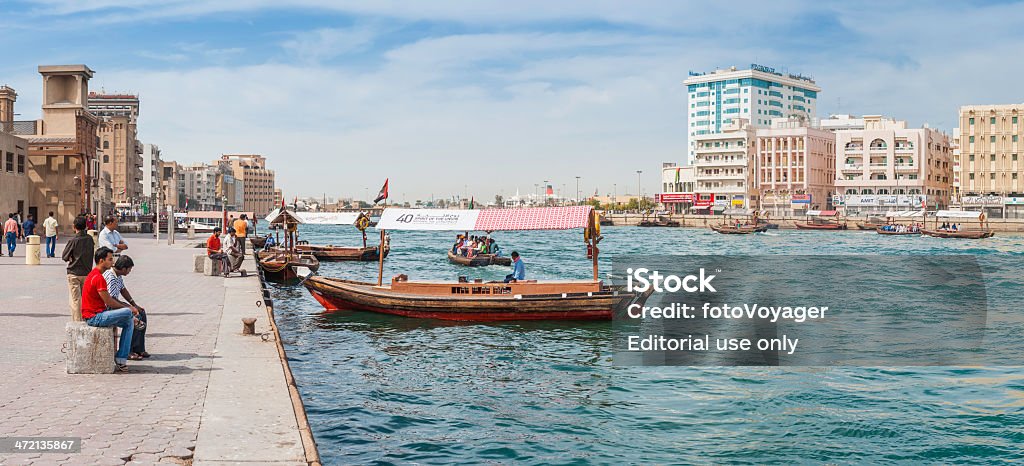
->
[355,213,371,231]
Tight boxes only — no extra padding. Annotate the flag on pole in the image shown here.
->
[374,178,389,204]
[545,185,553,196]
[469,196,474,209]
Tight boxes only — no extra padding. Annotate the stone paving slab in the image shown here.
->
[0,234,305,465]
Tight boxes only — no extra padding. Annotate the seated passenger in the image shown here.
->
[504,251,525,283]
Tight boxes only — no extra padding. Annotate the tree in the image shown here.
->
[494,194,504,206]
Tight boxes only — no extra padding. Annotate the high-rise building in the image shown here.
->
[692,119,758,211]
[217,154,276,214]
[684,64,820,164]
[957,104,1024,218]
[142,143,161,204]
[180,163,221,210]
[833,115,952,214]
[89,92,142,203]
[754,118,837,215]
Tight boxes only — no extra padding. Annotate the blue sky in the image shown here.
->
[4,0,1024,202]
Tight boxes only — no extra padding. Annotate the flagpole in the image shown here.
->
[376,179,388,286]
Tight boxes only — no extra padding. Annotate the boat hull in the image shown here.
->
[258,251,321,282]
[857,222,885,230]
[447,250,512,267]
[296,244,387,262]
[920,229,994,239]
[794,222,848,230]
[303,277,650,321]
[875,227,921,235]
[710,224,764,234]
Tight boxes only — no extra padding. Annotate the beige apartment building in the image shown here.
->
[6,65,101,232]
[957,104,1024,218]
[0,86,31,218]
[693,119,757,211]
[160,161,182,209]
[89,92,142,204]
[755,118,836,215]
[833,115,952,214]
[218,154,276,214]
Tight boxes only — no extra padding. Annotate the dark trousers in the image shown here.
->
[237,236,246,255]
[504,274,515,283]
[131,310,147,354]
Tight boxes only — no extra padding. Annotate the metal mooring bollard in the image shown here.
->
[242,317,257,335]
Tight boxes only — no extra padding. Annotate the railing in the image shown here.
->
[842,164,863,170]
[869,163,888,169]
[845,145,863,151]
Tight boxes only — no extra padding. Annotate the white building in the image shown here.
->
[180,163,221,210]
[684,64,821,164]
[833,115,953,214]
[659,163,696,214]
[693,119,758,211]
[142,143,161,203]
[818,114,866,132]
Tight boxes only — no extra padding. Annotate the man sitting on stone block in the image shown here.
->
[221,226,244,277]
[207,226,230,274]
[82,247,140,372]
[105,255,150,361]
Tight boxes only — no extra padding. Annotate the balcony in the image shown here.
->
[868,163,888,170]
[842,164,863,171]
[844,145,863,152]
[895,164,917,171]
[695,157,747,166]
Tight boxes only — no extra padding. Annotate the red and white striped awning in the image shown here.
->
[377,206,593,231]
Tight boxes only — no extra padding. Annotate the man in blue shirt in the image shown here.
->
[504,251,525,283]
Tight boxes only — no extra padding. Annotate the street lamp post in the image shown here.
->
[613,183,617,208]
[636,170,643,212]
[575,176,581,205]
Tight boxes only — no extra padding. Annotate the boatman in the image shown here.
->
[504,251,525,283]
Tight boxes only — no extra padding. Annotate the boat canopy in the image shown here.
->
[884,210,926,218]
[721,208,751,216]
[377,206,594,231]
[806,210,839,217]
[188,211,255,220]
[935,210,985,219]
[265,208,305,225]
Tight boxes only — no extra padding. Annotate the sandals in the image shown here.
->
[115,363,129,372]
[128,353,144,361]
[140,352,151,358]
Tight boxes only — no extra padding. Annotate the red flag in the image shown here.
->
[545,185,553,196]
[374,178,389,204]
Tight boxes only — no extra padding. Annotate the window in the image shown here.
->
[104,155,109,163]
[991,173,996,180]
[969,154,975,161]
[103,140,109,149]
[1015,173,1019,180]
[991,154,996,162]
[16,154,24,174]
[1014,135,1019,142]
[1014,116,1018,124]
[4,152,12,172]
[1014,154,1019,161]
[991,117,997,124]
[969,173,975,180]
[969,117,975,125]
[990,136,996,143]
[969,136,975,143]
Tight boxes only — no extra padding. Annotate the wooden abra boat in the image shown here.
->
[875,226,921,235]
[710,224,766,234]
[638,216,680,227]
[258,250,320,281]
[920,210,994,239]
[303,205,651,321]
[711,209,769,234]
[297,244,387,262]
[795,210,848,230]
[305,276,647,321]
[447,250,512,267]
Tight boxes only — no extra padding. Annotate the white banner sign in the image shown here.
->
[295,212,360,225]
[377,209,480,231]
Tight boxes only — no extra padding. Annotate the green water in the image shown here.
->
[269,226,1024,464]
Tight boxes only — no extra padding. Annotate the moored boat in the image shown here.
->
[794,210,848,230]
[303,205,651,321]
[875,226,921,235]
[920,210,994,239]
[258,207,321,282]
[446,250,512,267]
[297,244,388,261]
[710,224,761,234]
[920,229,994,239]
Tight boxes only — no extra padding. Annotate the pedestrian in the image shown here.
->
[81,247,138,372]
[86,214,96,231]
[22,214,36,241]
[98,215,128,254]
[233,214,248,255]
[221,227,243,276]
[43,212,59,258]
[62,216,95,321]
[4,213,18,256]
[104,255,149,360]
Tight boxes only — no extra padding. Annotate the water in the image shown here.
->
[269,225,1024,464]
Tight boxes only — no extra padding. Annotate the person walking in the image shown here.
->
[42,212,59,258]
[82,247,139,372]
[233,214,248,255]
[62,216,94,321]
[4,213,18,256]
[22,214,36,242]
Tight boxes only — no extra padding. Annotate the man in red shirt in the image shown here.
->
[83,246,140,371]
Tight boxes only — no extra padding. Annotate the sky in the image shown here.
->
[3,0,1024,203]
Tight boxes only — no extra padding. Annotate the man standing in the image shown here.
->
[504,251,525,283]
[105,256,149,360]
[62,216,94,321]
[82,247,138,371]
[4,213,18,256]
[42,212,58,258]
[233,214,248,255]
[98,215,128,254]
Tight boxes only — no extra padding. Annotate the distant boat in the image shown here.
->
[447,250,512,267]
[794,210,848,230]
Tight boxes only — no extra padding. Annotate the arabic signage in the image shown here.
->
[961,195,1005,206]
[791,194,812,205]
[657,193,694,203]
[832,194,926,207]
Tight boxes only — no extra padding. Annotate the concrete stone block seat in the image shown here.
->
[65,322,115,374]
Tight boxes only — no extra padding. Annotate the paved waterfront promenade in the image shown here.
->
[0,235,311,465]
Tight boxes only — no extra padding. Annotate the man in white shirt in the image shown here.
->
[221,227,242,276]
[98,216,128,254]
[42,211,59,258]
